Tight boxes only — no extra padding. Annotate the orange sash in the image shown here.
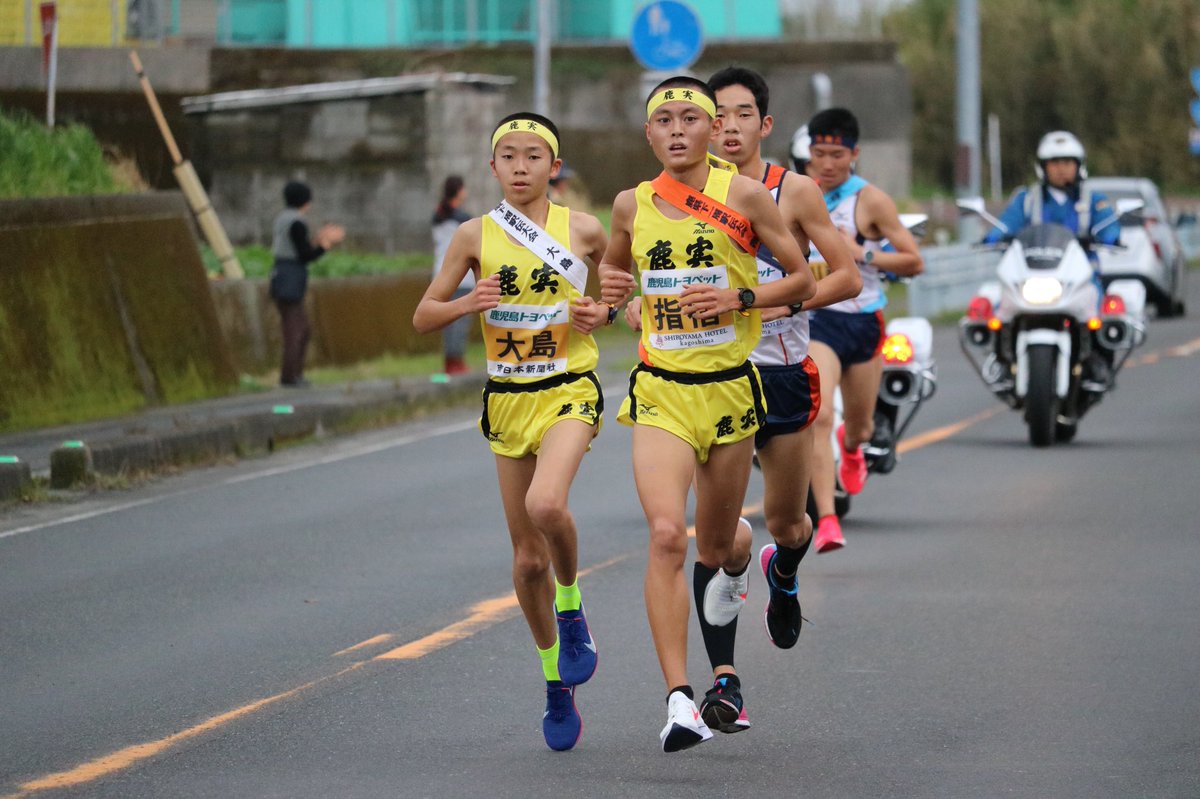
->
[649,171,759,254]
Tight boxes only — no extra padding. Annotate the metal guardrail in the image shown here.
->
[904,244,1001,319]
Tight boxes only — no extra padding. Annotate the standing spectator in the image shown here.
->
[431,176,473,374]
[268,180,344,388]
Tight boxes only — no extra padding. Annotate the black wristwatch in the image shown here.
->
[737,287,756,311]
[787,302,804,317]
[605,303,619,325]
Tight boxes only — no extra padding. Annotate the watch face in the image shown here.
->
[739,288,755,309]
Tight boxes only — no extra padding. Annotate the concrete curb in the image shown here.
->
[0,459,33,503]
[29,377,487,490]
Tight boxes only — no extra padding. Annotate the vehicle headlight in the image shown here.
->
[1021,276,1063,305]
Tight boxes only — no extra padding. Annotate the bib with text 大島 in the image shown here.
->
[483,301,571,378]
[641,265,736,350]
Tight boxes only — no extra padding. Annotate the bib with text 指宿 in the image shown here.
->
[479,203,598,381]
[641,265,735,351]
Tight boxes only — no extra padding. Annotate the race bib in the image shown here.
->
[757,259,794,335]
[483,301,570,378]
[640,265,736,351]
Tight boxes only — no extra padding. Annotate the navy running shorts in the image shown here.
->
[809,309,886,368]
[754,357,821,448]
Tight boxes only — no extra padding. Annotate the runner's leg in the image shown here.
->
[632,424,698,690]
[808,341,842,520]
[840,355,883,450]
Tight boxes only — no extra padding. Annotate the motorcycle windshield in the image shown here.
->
[1016,224,1077,270]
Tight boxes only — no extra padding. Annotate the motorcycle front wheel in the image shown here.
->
[1025,343,1059,448]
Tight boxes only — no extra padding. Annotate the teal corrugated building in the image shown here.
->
[221,0,781,47]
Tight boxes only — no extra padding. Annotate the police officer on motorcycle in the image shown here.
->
[984,130,1120,391]
[983,130,1119,249]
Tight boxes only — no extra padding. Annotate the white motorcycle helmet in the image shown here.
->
[790,124,811,172]
[1034,130,1088,181]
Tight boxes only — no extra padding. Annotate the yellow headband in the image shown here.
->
[646,88,716,120]
[491,119,559,159]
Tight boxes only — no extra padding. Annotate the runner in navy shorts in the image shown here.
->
[754,358,821,449]
[809,308,886,368]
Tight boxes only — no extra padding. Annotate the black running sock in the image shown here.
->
[772,535,813,582]
[693,562,738,671]
[725,555,751,578]
[713,672,740,689]
[668,685,694,703]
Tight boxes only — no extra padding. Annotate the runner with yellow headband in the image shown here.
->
[598,75,817,753]
[491,116,559,159]
[414,111,610,753]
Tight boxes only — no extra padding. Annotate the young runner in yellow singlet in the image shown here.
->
[413,112,610,753]
[598,76,816,753]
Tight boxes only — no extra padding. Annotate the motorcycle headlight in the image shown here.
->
[1021,276,1063,305]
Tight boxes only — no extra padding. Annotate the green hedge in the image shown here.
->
[0,107,130,199]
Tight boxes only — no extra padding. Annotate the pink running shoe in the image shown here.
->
[837,424,868,495]
[814,515,845,554]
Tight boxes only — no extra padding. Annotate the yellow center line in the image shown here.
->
[898,406,1003,454]
[4,661,369,798]
[332,633,395,657]
[6,553,630,797]
[374,553,628,660]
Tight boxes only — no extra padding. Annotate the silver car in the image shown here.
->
[1089,177,1187,317]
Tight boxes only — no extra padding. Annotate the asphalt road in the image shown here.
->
[3,288,1199,799]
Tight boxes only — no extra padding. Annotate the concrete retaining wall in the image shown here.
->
[0,192,238,432]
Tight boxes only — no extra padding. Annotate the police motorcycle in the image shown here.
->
[806,214,938,520]
[956,197,1147,447]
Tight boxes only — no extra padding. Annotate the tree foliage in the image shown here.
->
[885,0,1200,194]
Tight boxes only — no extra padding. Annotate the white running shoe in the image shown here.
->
[660,690,713,753]
[702,518,751,627]
[702,564,749,627]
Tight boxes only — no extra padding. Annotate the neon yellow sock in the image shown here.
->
[555,579,581,612]
[538,638,561,682]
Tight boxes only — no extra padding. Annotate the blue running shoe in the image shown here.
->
[543,681,582,751]
[759,544,803,649]
[556,605,598,686]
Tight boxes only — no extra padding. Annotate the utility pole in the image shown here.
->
[955,0,981,198]
[534,0,551,117]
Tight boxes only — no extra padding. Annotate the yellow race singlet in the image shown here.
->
[479,203,599,383]
[632,166,761,373]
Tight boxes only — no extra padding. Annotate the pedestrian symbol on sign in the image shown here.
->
[630,1,704,73]
[1191,66,1200,155]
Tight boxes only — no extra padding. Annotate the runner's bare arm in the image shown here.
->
[567,210,615,333]
[598,190,638,307]
[784,175,862,309]
[412,220,500,333]
[857,185,924,277]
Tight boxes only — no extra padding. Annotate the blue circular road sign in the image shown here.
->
[630,1,704,72]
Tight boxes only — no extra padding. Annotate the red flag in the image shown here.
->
[40,2,56,75]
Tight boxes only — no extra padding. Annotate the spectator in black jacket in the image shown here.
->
[269,181,344,387]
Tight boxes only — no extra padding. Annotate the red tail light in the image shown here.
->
[1101,294,1126,316]
[966,296,993,320]
[1144,222,1162,259]
[881,333,915,364]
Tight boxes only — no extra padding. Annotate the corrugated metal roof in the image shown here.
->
[181,72,514,114]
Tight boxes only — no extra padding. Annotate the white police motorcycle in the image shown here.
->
[956,197,1147,447]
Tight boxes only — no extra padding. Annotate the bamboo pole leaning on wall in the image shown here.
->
[129,49,244,279]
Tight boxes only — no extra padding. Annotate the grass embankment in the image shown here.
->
[0,108,138,199]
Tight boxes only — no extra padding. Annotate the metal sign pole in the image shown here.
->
[534,0,550,117]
